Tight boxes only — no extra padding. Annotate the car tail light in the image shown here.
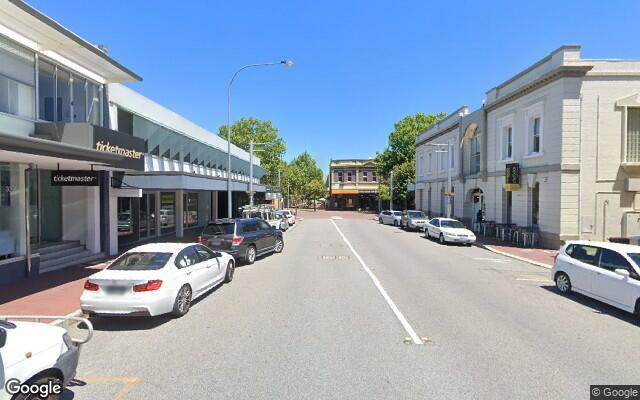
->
[133,280,163,292]
[232,236,244,246]
[84,280,99,291]
[196,236,206,244]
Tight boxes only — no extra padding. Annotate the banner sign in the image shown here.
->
[51,170,100,186]
[93,126,147,170]
[505,163,521,192]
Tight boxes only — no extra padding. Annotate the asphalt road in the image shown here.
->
[65,216,640,400]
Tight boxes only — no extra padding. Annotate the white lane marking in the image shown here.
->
[474,257,508,263]
[515,278,551,282]
[331,216,344,220]
[330,219,423,345]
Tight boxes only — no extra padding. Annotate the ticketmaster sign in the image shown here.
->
[51,170,100,186]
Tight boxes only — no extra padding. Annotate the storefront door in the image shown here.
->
[39,170,62,243]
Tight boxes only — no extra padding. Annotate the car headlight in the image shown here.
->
[445,232,457,237]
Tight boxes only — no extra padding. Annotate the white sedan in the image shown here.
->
[281,209,296,225]
[425,217,476,245]
[379,210,403,226]
[80,243,235,318]
[552,241,640,317]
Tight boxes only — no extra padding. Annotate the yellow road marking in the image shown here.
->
[77,377,140,400]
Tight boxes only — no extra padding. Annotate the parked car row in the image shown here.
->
[81,217,286,318]
[378,210,477,245]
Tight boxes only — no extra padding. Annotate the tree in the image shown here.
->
[281,151,324,208]
[304,179,327,211]
[218,117,286,186]
[375,112,446,204]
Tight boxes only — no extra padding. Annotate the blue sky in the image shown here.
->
[29,0,640,172]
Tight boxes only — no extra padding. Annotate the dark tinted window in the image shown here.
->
[204,223,235,235]
[241,221,259,233]
[569,245,599,266]
[175,247,199,269]
[194,245,216,261]
[430,219,440,227]
[408,211,423,218]
[599,249,632,272]
[259,221,271,230]
[109,252,171,271]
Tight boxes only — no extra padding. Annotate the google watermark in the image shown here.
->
[591,385,640,400]
[4,378,63,398]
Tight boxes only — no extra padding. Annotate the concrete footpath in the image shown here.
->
[475,236,557,269]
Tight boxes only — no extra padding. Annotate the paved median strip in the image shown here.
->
[330,219,424,345]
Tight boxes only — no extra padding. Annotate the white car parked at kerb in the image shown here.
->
[552,241,640,317]
[425,217,476,245]
[81,243,235,318]
[280,209,296,225]
[0,315,92,400]
[378,210,402,226]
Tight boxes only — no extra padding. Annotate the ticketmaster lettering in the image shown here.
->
[95,141,144,159]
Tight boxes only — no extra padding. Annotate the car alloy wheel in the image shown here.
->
[246,245,256,264]
[224,260,235,283]
[439,233,445,244]
[274,238,284,253]
[555,273,571,294]
[379,218,383,224]
[173,285,192,317]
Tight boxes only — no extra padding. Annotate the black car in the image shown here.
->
[197,218,284,264]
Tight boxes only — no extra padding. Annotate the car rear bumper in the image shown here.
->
[80,291,174,317]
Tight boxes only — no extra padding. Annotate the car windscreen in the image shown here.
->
[627,253,640,268]
[440,220,465,229]
[204,223,235,235]
[108,252,172,271]
[393,211,402,216]
[408,212,423,218]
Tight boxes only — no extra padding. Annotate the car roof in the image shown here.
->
[434,217,459,222]
[565,240,640,254]
[126,242,193,253]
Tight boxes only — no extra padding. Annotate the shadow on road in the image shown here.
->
[541,286,640,326]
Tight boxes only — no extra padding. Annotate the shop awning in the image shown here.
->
[332,189,359,195]
[0,130,124,166]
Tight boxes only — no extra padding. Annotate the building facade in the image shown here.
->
[328,159,378,211]
[415,45,640,248]
[0,1,264,284]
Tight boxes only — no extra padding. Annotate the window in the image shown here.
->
[337,171,343,182]
[109,252,172,271]
[419,156,424,176]
[0,36,35,119]
[72,75,86,122]
[118,108,134,135]
[175,247,199,269]
[241,221,259,233]
[347,171,352,182]
[568,245,600,266]
[449,142,455,169]
[439,151,445,172]
[531,183,540,226]
[183,192,198,227]
[470,134,480,174]
[372,171,377,182]
[0,165,9,206]
[598,248,631,272]
[531,116,541,153]
[627,108,640,162]
[56,68,71,122]
[194,245,216,261]
[502,126,513,160]
[38,60,56,121]
[258,220,271,230]
[428,153,432,174]
[362,171,368,182]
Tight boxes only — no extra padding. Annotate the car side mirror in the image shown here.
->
[614,268,630,278]
[213,252,222,258]
[0,328,6,348]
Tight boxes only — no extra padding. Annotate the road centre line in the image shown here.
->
[330,219,423,345]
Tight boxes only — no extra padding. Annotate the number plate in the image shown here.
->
[104,286,129,295]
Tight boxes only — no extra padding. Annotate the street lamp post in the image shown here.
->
[389,170,394,211]
[426,143,452,218]
[226,60,293,218]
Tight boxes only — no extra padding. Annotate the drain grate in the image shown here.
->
[320,255,351,261]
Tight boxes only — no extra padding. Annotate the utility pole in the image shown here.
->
[446,144,452,219]
[249,140,254,206]
[390,170,394,211]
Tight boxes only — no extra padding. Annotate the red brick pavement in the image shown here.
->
[475,236,558,268]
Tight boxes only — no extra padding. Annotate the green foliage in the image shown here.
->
[281,151,325,206]
[219,117,286,186]
[375,112,446,201]
[378,183,390,201]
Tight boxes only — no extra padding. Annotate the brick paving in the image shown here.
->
[475,235,558,268]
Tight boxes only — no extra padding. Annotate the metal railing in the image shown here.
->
[1,315,93,345]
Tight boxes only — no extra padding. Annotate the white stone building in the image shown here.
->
[415,45,640,248]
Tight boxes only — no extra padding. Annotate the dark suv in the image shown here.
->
[197,218,284,264]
